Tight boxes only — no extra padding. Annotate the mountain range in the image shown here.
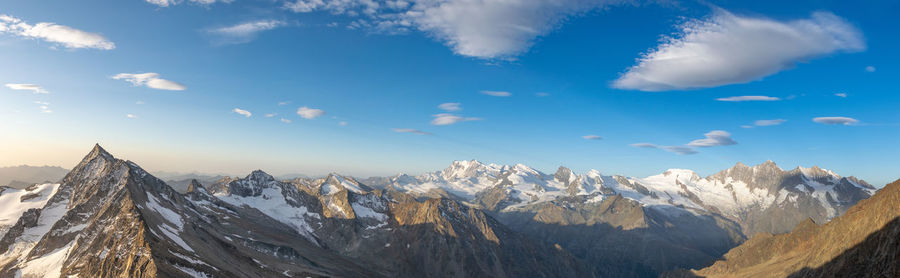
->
[0,145,888,277]
[0,165,69,189]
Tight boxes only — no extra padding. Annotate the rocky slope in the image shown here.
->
[0,145,586,277]
[689,178,900,277]
[367,159,875,276]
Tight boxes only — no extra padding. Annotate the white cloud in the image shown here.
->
[392,128,432,135]
[265,113,277,118]
[582,135,602,140]
[716,96,780,102]
[112,73,186,91]
[5,83,48,94]
[834,92,848,98]
[753,119,786,126]
[629,143,698,155]
[740,125,754,129]
[296,106,325,119]
[233,108,252,117]
[34,101,50,105]
[480,90,511,97]
[430,113,481,125]
[865,66,876,72]
[339,121,348,126]
[126,114,137,119]
[613,10,864,91]
[208,20,286,44]
[438,102,461,111]
[280,118,292,123]
[0,15,115,50]
[687,130,738,147]
[284,0,620,59]
[813,116,858,125]
[278,101,291,106]
[145,0,233,7]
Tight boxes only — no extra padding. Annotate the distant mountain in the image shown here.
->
[0,165,68,189]
[372,159,876,276]
[687,178,900,277]
[0,146,586,277]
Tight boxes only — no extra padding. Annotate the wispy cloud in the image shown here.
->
[480,90,511,97]
[582,135,602,140]
[438,102,462,111]
[126,114,137,119]
[716,96,780,102]
[265,113,277,118]
[5,83,48,94]
[285,0,620,59]
[613,10,864,91]
[278,101,291,106]
[865,66,876,72]
[0,14,115,50]
[834,93,848,98]
[629,143,698,155]
[232,108,252,117]
[339,121,348,126]
[112,73,186,91]
[145,0,233,7]
[136,101,145,105]
[535,92,550,97]
[431,113,481,125]
[392,128,432,135]
[813,116,858,125]
[742,119,787,128]
[208,20,286,44]
[687,130,738,147]
[296,106,325,119]
[280,118,292,123]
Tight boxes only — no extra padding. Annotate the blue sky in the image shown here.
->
[1,0,898,185]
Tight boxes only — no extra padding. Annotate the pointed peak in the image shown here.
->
[734,161,748,168]
[245,170,275,182]
[86,144,114,160]
[186,179,207,193]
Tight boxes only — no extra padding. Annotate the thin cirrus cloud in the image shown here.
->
[296,106,325,119]
[687,130,738,147]
[0,14,115,50]
[716,96,781,102]
[813,116,859,125]
[438,102,462,112]
[742,119,787,128]
[632,130,736,155]
[232,108,252,117]
[431,114,481,125]
[392,128,432,135]
[613,10,865,91]
[630,143,699,155]
[112,73,186,91]
[145,0,233,7]
[834,93,848,98]
[280,118,292,123]
[865,66,876,72]
[582,135,603,140]
[208,20,286,44]
[285,0,621,59]
[5,83,48,94]
[480,90,511,97]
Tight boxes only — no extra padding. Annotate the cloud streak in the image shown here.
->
[813,116,858,125]
[208,20,285,44]
[613,10,864,91]
[392,128,432,135]
[438,102,462,111]
[112,73,186,91]
[630,143,698,155]
[582,135,603,140]
[233,108,252,117]
[716,96,781,102]
[687,130,737,147]
[480,90,511,97]
[431,113,481,125]
[0,14,115,50]
[5,83,48,94]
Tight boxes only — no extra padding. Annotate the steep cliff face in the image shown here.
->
[691,178,900,278]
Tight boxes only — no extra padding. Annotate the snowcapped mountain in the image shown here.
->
[0,145,585,277]
[375,159,875,235]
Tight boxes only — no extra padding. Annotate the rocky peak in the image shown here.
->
[185,179,206,194]
[554,166,574,183]
[441,159,493,179]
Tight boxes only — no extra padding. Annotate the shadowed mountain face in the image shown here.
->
[0,145,587,277]
[689,178,900,278]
